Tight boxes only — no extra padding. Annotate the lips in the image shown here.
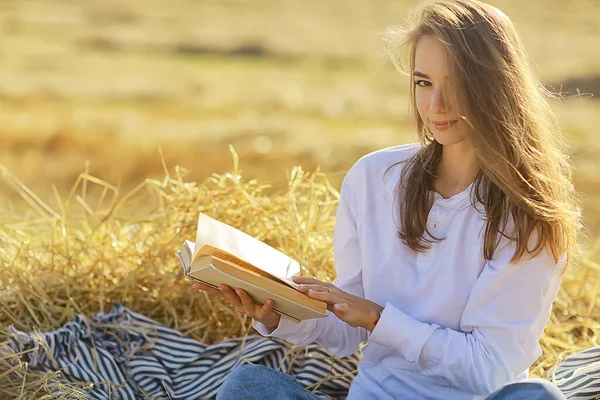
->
[430,120,457,130]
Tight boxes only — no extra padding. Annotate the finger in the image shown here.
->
[297,284,330,293]
[191,282,210,290]
[219,285,243,309]
[334,303,350,313]
[191,282,221,296]
[292,276,325,285]
[307,289,341,304]
[257,298,275,319]
[236,288,256,316]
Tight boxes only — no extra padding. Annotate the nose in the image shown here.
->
[430,87,447,114]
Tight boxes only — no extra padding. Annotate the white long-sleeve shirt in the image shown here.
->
[253,143,565,400]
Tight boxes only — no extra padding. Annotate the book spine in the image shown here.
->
[176,250,189,274]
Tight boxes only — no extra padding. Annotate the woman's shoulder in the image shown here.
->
[344,143,422,189]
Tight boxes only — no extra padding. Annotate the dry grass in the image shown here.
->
[0,149,599,397]
[0,150,344,397]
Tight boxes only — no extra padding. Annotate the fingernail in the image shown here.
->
[298,284,305,290]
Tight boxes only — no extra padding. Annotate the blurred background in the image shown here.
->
[0,0,599,235]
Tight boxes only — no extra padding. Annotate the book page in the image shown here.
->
[198,245,298,288]
[193,213,300,283]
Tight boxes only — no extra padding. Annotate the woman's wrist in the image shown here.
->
[261,314,281,329]
[363,303,384,332]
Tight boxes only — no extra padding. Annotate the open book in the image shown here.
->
[177,213,328,323]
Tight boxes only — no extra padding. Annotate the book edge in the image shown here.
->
[189,260,327,317]
[194,244,300,290]
[184,271,320,323]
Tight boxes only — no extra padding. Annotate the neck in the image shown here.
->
[436,141,480,192]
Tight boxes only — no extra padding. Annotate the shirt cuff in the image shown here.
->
[252,319,278,336]
[253,316,312,340]
[368,302,439,363]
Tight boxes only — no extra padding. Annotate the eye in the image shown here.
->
[414,80,432,87]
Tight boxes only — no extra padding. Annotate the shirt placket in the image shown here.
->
[416,206,448,270]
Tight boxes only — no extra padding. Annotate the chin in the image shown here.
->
[430,127,468,147]
[433,134,464,146]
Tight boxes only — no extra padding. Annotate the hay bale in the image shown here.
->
[0,154,598,397]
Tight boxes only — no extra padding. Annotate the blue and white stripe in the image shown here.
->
[7,302,599,399]
[8,303,357,399]
[548,346,600,399]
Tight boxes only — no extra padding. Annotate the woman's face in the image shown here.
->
[413,35,468,146]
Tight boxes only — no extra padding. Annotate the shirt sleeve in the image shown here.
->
[368,238,565,395]
[253,172,368,358]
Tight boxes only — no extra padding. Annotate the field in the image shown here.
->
[1,0,600,396]
[1,0,599,222]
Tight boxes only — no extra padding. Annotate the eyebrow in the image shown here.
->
[412,71,431,79]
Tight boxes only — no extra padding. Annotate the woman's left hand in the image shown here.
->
[292,276,384,331]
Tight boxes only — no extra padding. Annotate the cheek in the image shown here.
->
[414,90,430,121]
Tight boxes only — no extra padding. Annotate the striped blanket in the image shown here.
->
[7,303,357,399]
[6,303,600,399]
[548,346,600,399]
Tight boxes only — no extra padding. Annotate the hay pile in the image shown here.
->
[0,150,598,398]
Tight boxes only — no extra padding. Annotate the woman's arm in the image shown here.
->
[253,177,368,358]
[367,240,565,395]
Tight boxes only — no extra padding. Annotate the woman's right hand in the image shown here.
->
[191,282,281,329]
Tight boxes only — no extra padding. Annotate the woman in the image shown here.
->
[194,0,582,398]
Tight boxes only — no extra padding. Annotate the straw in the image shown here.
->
[0,156,598,398]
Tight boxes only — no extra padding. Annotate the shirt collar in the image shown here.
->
[431,181,475,209]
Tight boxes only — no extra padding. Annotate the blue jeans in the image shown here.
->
[216,364,567,400]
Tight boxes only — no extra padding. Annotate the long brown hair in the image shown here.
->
[382,0,583,270]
